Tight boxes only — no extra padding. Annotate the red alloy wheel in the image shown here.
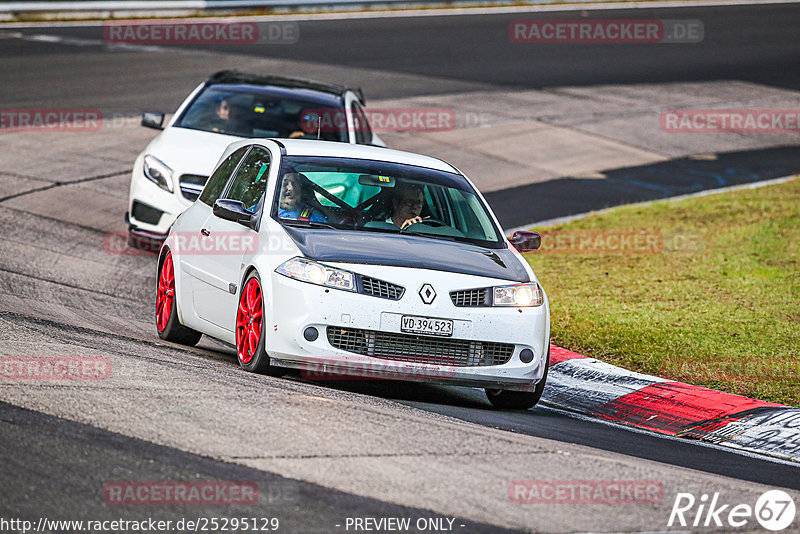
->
[156,252,175,332]
[236,277,263,364]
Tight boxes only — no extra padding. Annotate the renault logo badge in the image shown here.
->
[419,283,436,304]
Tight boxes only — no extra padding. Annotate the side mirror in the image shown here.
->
[509,230,541,252]
[141,111,165,130]
[213,199,253,226]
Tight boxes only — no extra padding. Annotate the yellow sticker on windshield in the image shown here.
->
[254,106,265,113]
[378,176,391,182]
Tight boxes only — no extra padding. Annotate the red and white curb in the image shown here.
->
[543,346,800,463]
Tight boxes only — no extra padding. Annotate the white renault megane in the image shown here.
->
[156,139,550,409]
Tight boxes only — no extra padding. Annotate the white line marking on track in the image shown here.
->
[11,32,167,51]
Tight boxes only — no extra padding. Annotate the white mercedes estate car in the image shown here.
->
[155,139,550,409]
[127,70,384,248]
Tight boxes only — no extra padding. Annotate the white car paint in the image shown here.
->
[161,139,550,393]
[127,80,384,238]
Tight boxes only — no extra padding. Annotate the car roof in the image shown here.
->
[206,70,365,104]
[206,83,344,108]
[235,139,460,174]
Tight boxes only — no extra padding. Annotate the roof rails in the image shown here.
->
[206,70,365,104]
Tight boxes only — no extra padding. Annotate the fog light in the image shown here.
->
[519,349,534,363]
[303,327,319,342]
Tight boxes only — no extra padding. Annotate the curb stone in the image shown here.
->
[543,346,800,463]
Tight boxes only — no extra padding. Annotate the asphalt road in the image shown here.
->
[0,400,516,534]
[1,2,799,110]
[305,376,800,489]
[487,145,800,227]
[1,4,800,532]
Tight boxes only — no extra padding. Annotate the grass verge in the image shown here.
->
[525,177,800,406]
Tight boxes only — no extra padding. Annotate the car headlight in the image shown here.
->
[143,155,174,192]
[493,282,544,307]
[276,257,356,292]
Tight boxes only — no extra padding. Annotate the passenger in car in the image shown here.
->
[278,173,328,222]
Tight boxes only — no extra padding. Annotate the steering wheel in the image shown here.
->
[401,218,448,231]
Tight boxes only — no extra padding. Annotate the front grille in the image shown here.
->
[327,327,514,367]
[450,288,491,307]
[360,276,404,300]
[179,174,208,202]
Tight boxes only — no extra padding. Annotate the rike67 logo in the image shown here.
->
[668,490,796,531]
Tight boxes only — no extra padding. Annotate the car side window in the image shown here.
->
[223,147,271,213]
[351,102,372,145]
[199,146,249,207]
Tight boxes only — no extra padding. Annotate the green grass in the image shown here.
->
[526,178,800,406]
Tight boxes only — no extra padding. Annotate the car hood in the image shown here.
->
[282,227,530,282]
[146,126,242,175]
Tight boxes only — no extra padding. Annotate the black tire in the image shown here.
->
[236,272,286,377]
[485,344,550,410]
[156,250,202,346]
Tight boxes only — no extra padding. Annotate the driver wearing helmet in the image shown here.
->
[278,173,328,223]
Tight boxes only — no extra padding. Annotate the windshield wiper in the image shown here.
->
[281,220,338,230]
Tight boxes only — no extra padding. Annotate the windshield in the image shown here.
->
[273,156,504,248]
[174,85,348,142]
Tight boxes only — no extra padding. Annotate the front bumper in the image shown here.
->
[125,214,168,253]
[264,266,549,392]
[127,157,193,236]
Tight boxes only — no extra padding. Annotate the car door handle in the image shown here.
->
[200,228,210,237]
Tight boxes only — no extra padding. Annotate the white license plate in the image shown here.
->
[400,315,453,337]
